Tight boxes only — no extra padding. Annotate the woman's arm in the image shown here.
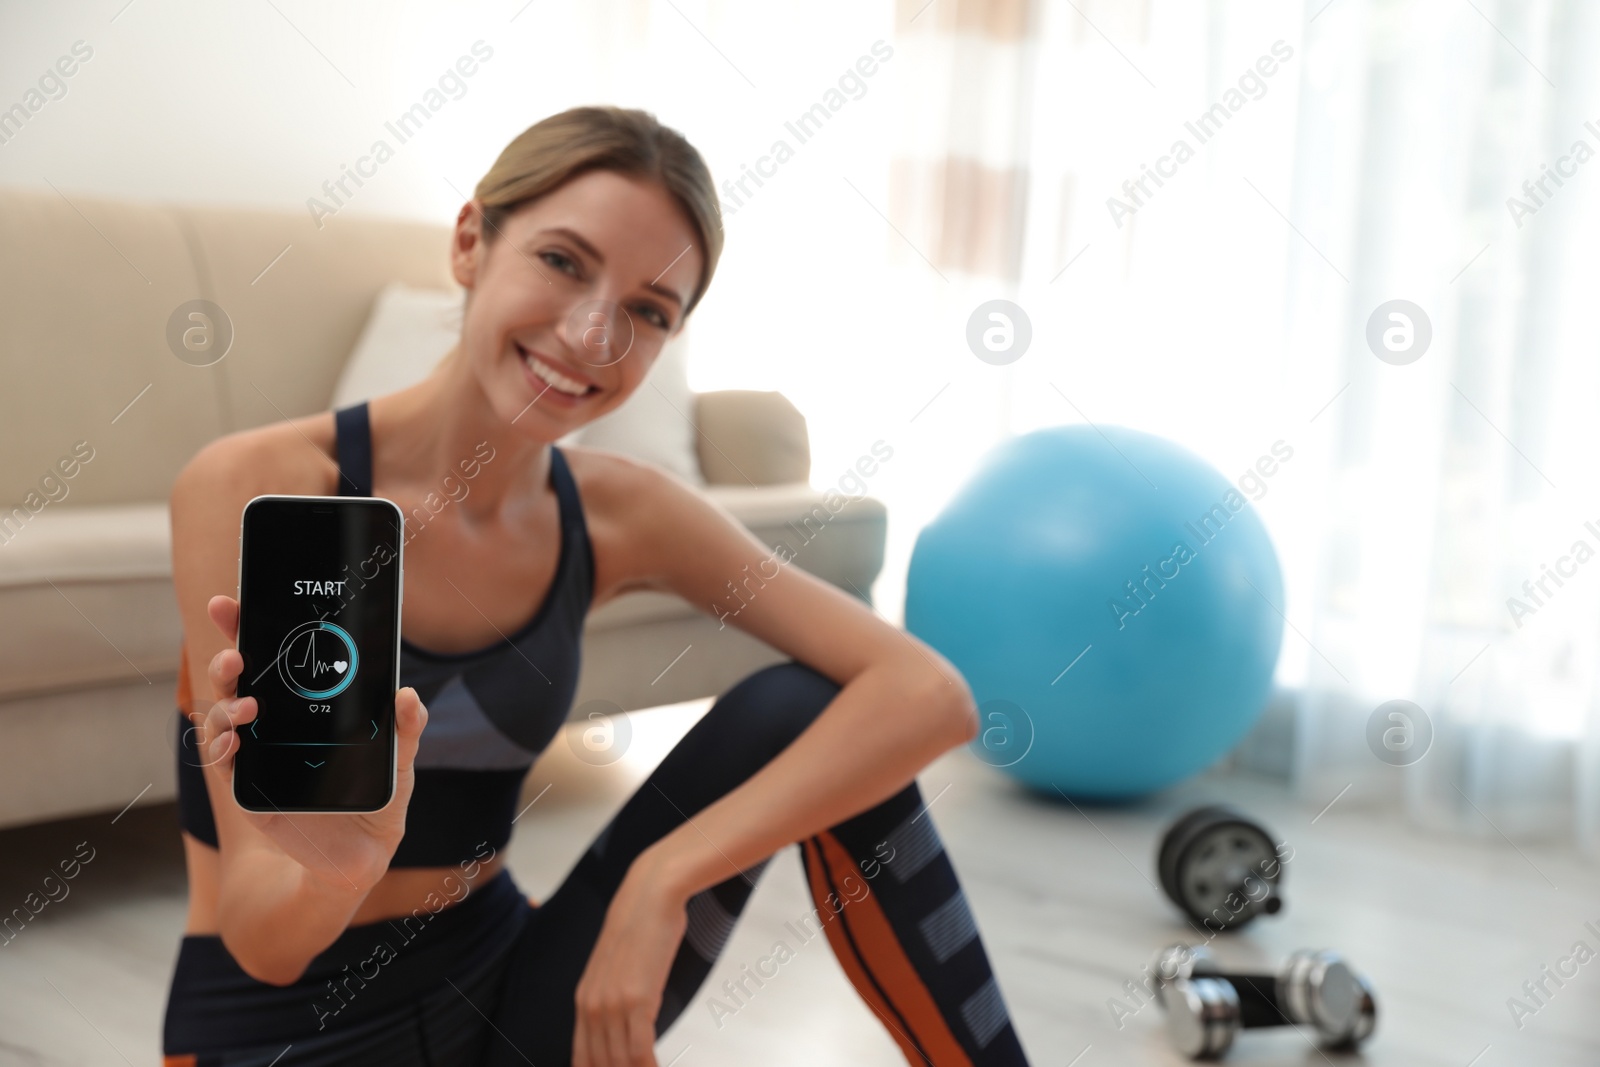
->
[172,431,426,985]
[572,455,977,1065]
[603,461,978,898]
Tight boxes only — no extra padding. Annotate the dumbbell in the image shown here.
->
[1152,944,1378,1058]
[1157,806,1285,932]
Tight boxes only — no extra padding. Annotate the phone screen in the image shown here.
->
[234,496,403,812]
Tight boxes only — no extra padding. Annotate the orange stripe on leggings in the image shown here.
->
[806,832,974,1067]
[176,642,193,715]
[163,1056,197,1066]
[800,838,922,1062]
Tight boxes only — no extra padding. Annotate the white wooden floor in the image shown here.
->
[3,699,1598,1066]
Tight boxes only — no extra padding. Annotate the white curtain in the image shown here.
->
[973,0,1600,850]
[1278,0,1600,852]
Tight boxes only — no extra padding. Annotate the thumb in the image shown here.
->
[394,686,428,772]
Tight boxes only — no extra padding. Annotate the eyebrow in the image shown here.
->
[538,227,686,309]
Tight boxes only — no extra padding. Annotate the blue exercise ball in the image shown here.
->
[905,425,1285,800]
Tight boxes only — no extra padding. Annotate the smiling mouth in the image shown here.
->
[515,342,597,398]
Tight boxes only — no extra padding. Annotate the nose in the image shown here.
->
[563,298,636,368]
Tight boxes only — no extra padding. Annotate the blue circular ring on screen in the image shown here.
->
[276,620,360,700]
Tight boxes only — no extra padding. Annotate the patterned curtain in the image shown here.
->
[888,0,1039,281]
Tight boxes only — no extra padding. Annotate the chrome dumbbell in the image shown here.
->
[1152,945,1239,1058]
[1152,944,1378,1059]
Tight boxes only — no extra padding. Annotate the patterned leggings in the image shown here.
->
[163,662,1030,1066]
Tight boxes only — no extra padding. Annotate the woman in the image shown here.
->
[163,106,1030,1067]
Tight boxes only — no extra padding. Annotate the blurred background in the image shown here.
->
[10,0,1573,844]
[4,0,1600,1063]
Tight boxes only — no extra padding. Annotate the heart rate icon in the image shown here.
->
[278,621,359,700]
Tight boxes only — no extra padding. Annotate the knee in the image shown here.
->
[729,661,842,713]
[712,661,841,756]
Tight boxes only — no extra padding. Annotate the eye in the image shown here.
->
[633,302,671,330]
[540,249,581,277]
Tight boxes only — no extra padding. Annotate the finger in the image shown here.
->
[601,1004,633,1067]
[393,687,429,771]
[575,945,619,1067]
[201,696,253,771]
[202,694,256,744]
[571,1014,592,1067]
[577,979,613,1067]
[589,1014,614,1067]
[379,687,429,813]
[208,646,244,702]
[207,595,239,642]
[626,1007,657,1066]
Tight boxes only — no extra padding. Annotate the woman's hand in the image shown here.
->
[573,852,690,1067]
[192,593,429,895]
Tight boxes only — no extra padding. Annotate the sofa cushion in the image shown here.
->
[694,391,810,486]
[329,282,465,412]
[0,189,224,508]
[174,204,457,434]
[0,504,179,702]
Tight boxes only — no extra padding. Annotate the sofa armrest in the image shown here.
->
[694,390,810,486]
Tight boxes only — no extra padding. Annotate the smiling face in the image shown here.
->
[449,168,706,440]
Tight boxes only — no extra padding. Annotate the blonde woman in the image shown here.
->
[162,106,1029,1067]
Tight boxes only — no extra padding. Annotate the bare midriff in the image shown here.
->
[180,834,509,935]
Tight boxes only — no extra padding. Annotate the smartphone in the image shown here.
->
[233,495,404,813]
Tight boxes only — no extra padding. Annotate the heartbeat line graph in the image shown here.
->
[292,629,347,676]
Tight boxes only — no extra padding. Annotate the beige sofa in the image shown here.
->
[0,187,886,830]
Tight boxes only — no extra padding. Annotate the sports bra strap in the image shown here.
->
[333,402,374,497]
[546,445,582,537]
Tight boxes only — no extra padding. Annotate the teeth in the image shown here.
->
[521,349,589,397]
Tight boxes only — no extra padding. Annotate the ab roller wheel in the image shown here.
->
[1157,805,1284,931]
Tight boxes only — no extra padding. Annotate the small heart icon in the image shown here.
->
[333,660,348,674]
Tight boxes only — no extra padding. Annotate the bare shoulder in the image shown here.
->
[169,413,343,712]
[172,413,339,518]
[559,445,704,522]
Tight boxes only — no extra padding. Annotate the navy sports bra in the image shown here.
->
[175,400,594,866]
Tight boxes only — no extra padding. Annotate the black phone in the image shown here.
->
[233,495,404,813]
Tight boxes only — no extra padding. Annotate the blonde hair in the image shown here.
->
[473,106,723,316]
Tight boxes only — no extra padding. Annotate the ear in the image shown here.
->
[449,201,487,290]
